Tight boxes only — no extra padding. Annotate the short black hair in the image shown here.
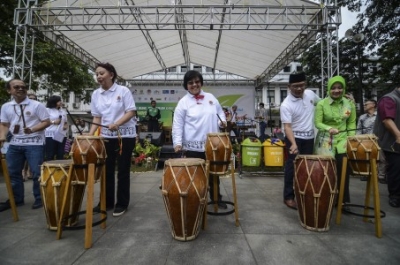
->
[46,95,62,108]
[96,62,118,83]
[151,100,156,104]
[183,70,203,90]
[366,99,377,108]
[259,103,264,107]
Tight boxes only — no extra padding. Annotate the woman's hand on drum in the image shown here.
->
[174,145,182,153]
[329,128,339,135]
[289,144,298,154]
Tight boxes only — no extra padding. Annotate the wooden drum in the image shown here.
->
[294,155,337,232]
[70,135,106,183]
[205,133,232,175]
[40,160,85,230]
[347,134,380,176]
[161,158,208,241]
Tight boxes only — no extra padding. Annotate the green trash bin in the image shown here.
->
[241,137,262,166]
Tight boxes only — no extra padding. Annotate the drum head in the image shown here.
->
[165,158,205,167]
[42,160,72,166]
[74,135,104,140]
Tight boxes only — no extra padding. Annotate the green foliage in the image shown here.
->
[134,139,161,160]
[302,0,400,99]
[0,0,97,104]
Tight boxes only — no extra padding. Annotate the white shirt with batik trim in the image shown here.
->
[91,83,137,138]
[172,91,226,152]
[280,89,320,139]
[0,98,49,145]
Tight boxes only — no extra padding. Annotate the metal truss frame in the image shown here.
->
[13,1,340,91]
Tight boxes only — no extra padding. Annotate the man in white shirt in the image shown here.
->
[280,72,320,210]
[0,79,50,212]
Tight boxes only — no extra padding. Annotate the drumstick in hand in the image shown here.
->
[216,114,227,132]
[20,105,26,128]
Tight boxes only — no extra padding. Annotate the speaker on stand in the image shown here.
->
[139,132,164,146]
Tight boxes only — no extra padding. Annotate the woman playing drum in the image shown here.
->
[88,62,137,217]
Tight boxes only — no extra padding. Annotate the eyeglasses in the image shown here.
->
[13,85,27,90]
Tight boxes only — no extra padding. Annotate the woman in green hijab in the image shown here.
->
[314,76,357,205]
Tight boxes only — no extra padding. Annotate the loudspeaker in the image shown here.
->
[139,132,164,146]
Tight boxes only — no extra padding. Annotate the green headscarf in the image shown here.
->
[327,75,346,99]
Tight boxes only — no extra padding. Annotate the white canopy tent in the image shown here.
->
[13,0,340,87]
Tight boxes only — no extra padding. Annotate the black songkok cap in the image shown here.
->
[289,72,306,84]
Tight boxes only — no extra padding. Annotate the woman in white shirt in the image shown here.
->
[172,70,228,209]
[89,62,136,217]
[45,95,68,160]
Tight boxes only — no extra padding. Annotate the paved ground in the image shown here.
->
[1,168,399,265]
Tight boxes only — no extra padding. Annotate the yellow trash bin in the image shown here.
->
[263,138,285,166]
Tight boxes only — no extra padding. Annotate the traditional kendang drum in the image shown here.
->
[346,134,380,176]
[161,158,208,241]
[294,155,337,232]
[40,160,85,230]
[70,135,107,183]
[205,133,232,175]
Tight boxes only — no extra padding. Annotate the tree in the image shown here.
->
[0,0,96,105]
[302,0,400,100]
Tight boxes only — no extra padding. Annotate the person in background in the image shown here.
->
[223,106,232,133]
[71,118,89,139]
[314,75,356,211]
[255,102,268,142]
[0,79,50,212]
[229,105,246,143]
[356,99,387,183]
[280,72,320,210]
[373,86,400,208]
[146,100,161,132]
[22,93,38,180]
[172,70,228,209]
[45,95,68,160]
[89,62,137,217]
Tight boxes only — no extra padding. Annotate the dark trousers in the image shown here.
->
[185,150,222,201]
[45,137,66,161]
[104,137,136,208]
[336,153,351,203]
[384,151,400,200]
[259,121,267,143]
[148,120,159,132]
[283,137,314,200]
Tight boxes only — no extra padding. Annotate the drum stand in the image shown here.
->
[1,155,19,221]
[207,160,239,226]
[56,163,107,249]
[335,158,383,238]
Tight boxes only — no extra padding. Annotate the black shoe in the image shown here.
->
[113,206,127,217]
[360,176,368,181]
[378,178,387,184]
[0,200,24,212]
[389,198,400,208]
[93,204,114,212]
[217,202,228,209]
[31,199,43,209]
